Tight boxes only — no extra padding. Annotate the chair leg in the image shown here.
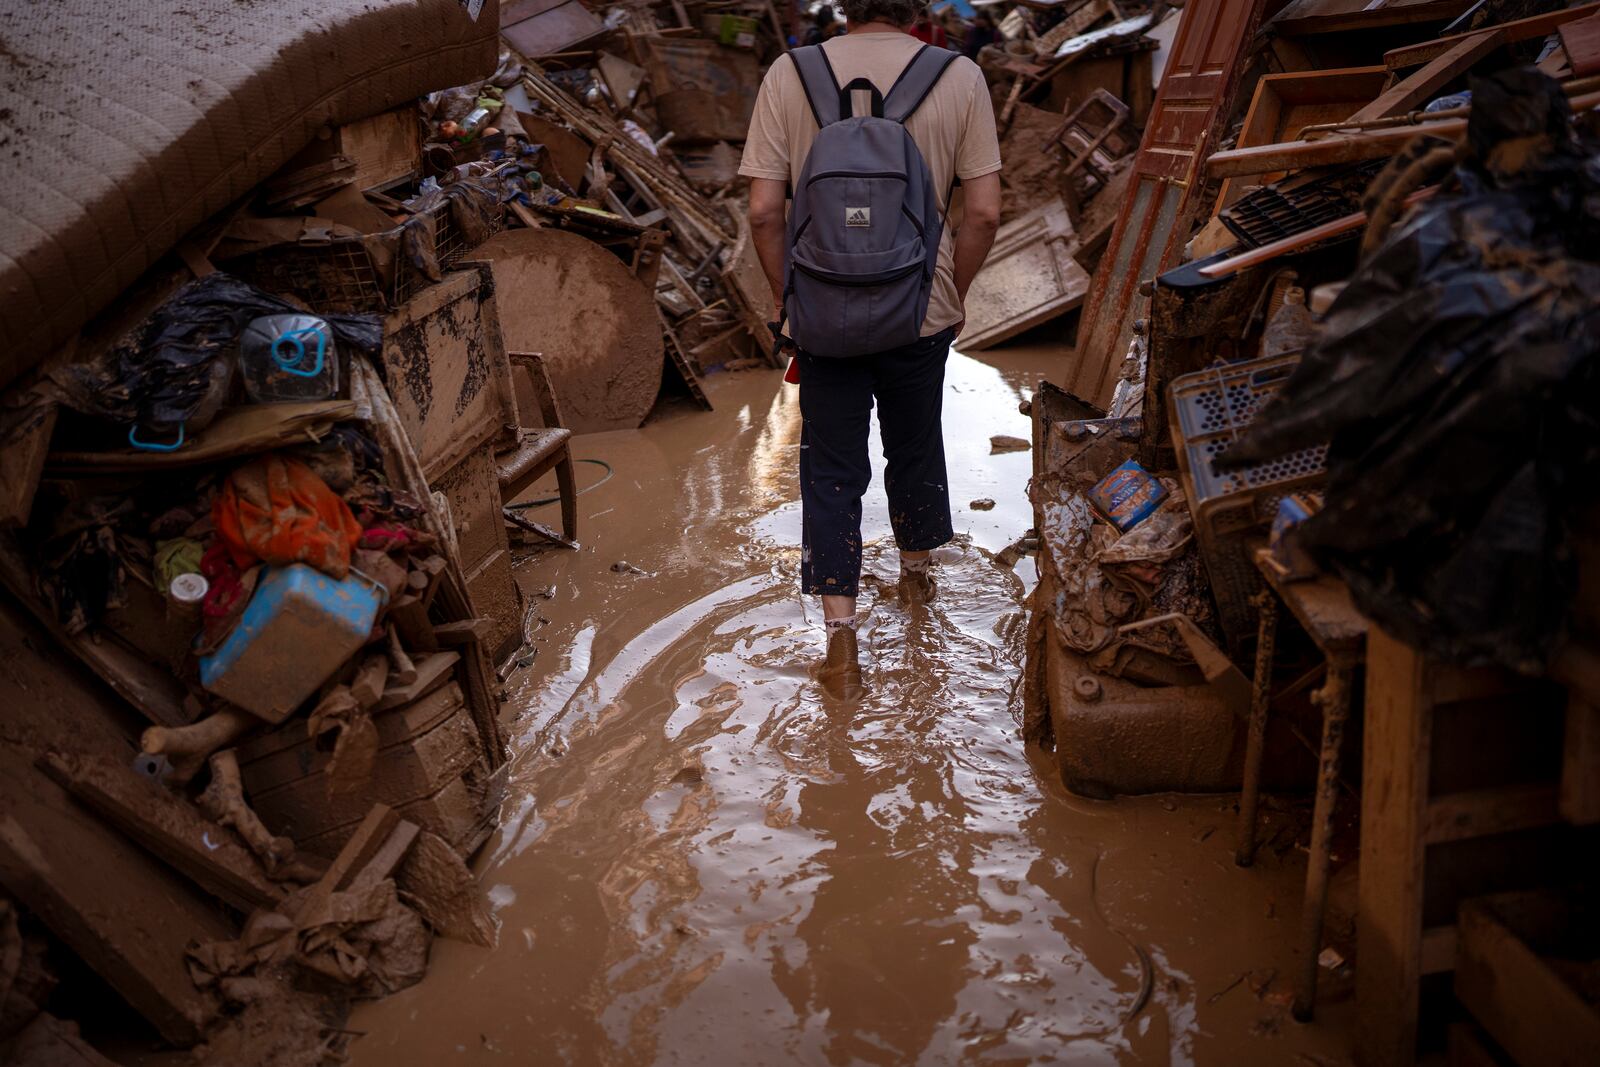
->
[1236,591,1279,867]
[1293,663,1353,1022]
[555,449,578,542]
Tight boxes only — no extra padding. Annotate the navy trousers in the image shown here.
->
[797,327,956,597]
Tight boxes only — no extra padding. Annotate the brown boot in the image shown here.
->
[819,622,864,701]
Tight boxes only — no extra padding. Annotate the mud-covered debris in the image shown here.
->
[969,498,996,511]
[989,434,1030,454]
[611,561,648,576]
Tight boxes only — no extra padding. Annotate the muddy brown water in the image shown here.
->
[347,346,1354,1066]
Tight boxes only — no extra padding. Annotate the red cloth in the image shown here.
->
[909,22,947,48]
[213,455,362,579]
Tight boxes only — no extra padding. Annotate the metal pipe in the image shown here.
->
[1293,665,1353,1022]
[1235,592,1279,867]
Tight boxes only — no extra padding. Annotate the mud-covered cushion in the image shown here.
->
[0,0,500,387]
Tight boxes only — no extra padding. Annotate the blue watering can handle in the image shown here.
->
[272,326,327,378]
[128,422,186,452]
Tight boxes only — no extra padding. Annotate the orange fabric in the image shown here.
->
[214,454,361,578]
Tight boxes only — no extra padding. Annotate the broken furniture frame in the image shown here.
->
[1236,546,1368,1021]
[1042,88,1134,222]
[499,351,579,545]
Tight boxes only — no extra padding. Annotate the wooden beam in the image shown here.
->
[1206,86,1600,178]
[1356,628,1433,1067]
[1384,0,1600,69]
[1346,30,1505,122]
[40,752,286,915]
[0,748,226,1045]
[1561,695,1600,824]
[1421,782,1560,845]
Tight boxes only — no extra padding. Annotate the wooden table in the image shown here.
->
[1236,548,1369,1021]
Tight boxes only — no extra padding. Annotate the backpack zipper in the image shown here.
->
[804,170,909,186]
[792,257,924,288]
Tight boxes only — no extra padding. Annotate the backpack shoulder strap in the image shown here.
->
[882,45,961,125]
[790,45,843,128]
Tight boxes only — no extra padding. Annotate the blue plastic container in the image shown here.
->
[199,563,386,722]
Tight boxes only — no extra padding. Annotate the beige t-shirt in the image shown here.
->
[738,32,1002,335]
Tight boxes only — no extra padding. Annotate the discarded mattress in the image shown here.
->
[0,0,500,389]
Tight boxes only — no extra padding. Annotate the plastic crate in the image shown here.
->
[1170,354,1327,646]
[230,194,500,313]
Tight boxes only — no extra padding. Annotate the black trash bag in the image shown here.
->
[1220,68,1600,673]
[53,272,384,429]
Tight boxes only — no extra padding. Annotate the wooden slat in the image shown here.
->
[1561,695,1600,825]
[1457,894,1600,1065]
[0,748,226,1044]
[1422,783,1560,845]
[1346,30,1505,123]
[1356,628,1434,1067]
[41,752,286,915]
[1385,1,1600,68]
[1420,924,1457,976]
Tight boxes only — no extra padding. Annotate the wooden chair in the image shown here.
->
[496,351,577,544]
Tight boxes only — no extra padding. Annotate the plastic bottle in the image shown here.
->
[239,314,341,402]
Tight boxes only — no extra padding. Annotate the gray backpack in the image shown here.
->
[783,44,959,358]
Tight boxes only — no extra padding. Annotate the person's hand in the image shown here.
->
[773,299,785,323]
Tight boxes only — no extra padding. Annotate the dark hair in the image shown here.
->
[838,0,927,28]
[814,4,835,24]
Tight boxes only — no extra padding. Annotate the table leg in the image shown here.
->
[1235,591,1279,867]
[1293,663,1352,1022]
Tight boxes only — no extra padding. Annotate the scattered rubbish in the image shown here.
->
[611,561,649,576]
[970,498,997,511]
[1089,460,1168,532]
[990,435,1031,454]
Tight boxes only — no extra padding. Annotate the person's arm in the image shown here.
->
[951,170,1001,325]
[748,177,789,321]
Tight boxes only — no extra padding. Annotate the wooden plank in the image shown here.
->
[0,397,55,528]
[1562,12,1600,77]
[0,536,191,728]
[1345,30,1505,123]
[1274,0,1471,37]
[1213,66,1390,212]
[297,804,399,918]
[1254,548,1368,663]
[0,747,225,1044]
[1422,783,1560,845]
[1064,0,1271,408]
[1420,924,1457,975]
[1561,695,1600,825]
[1457,893,1600,1067]
[346,821,421,892]
[1205,119,1466,178]
[1356,627,1433,1067]
[1385,1,1600,68]
[40,752,286,914]
[1447,1021,1506,1067]
[375,651,461,712]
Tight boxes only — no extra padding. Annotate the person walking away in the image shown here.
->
[962,10,999,59]
[739,0,1002,686]
[803,4,842,45]
[909,9,948,48]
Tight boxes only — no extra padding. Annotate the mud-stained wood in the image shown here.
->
[1356,627,1432,1067]
[1456,891,1600,1067]
[0,748,226,1044]
[41,752,286,914]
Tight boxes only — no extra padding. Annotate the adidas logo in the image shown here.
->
[845,207,871,227]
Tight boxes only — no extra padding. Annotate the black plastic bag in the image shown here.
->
[53,272,384,429]
[1222,69,1600,673]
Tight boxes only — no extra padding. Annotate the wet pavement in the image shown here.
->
[347,346,1354,1066]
